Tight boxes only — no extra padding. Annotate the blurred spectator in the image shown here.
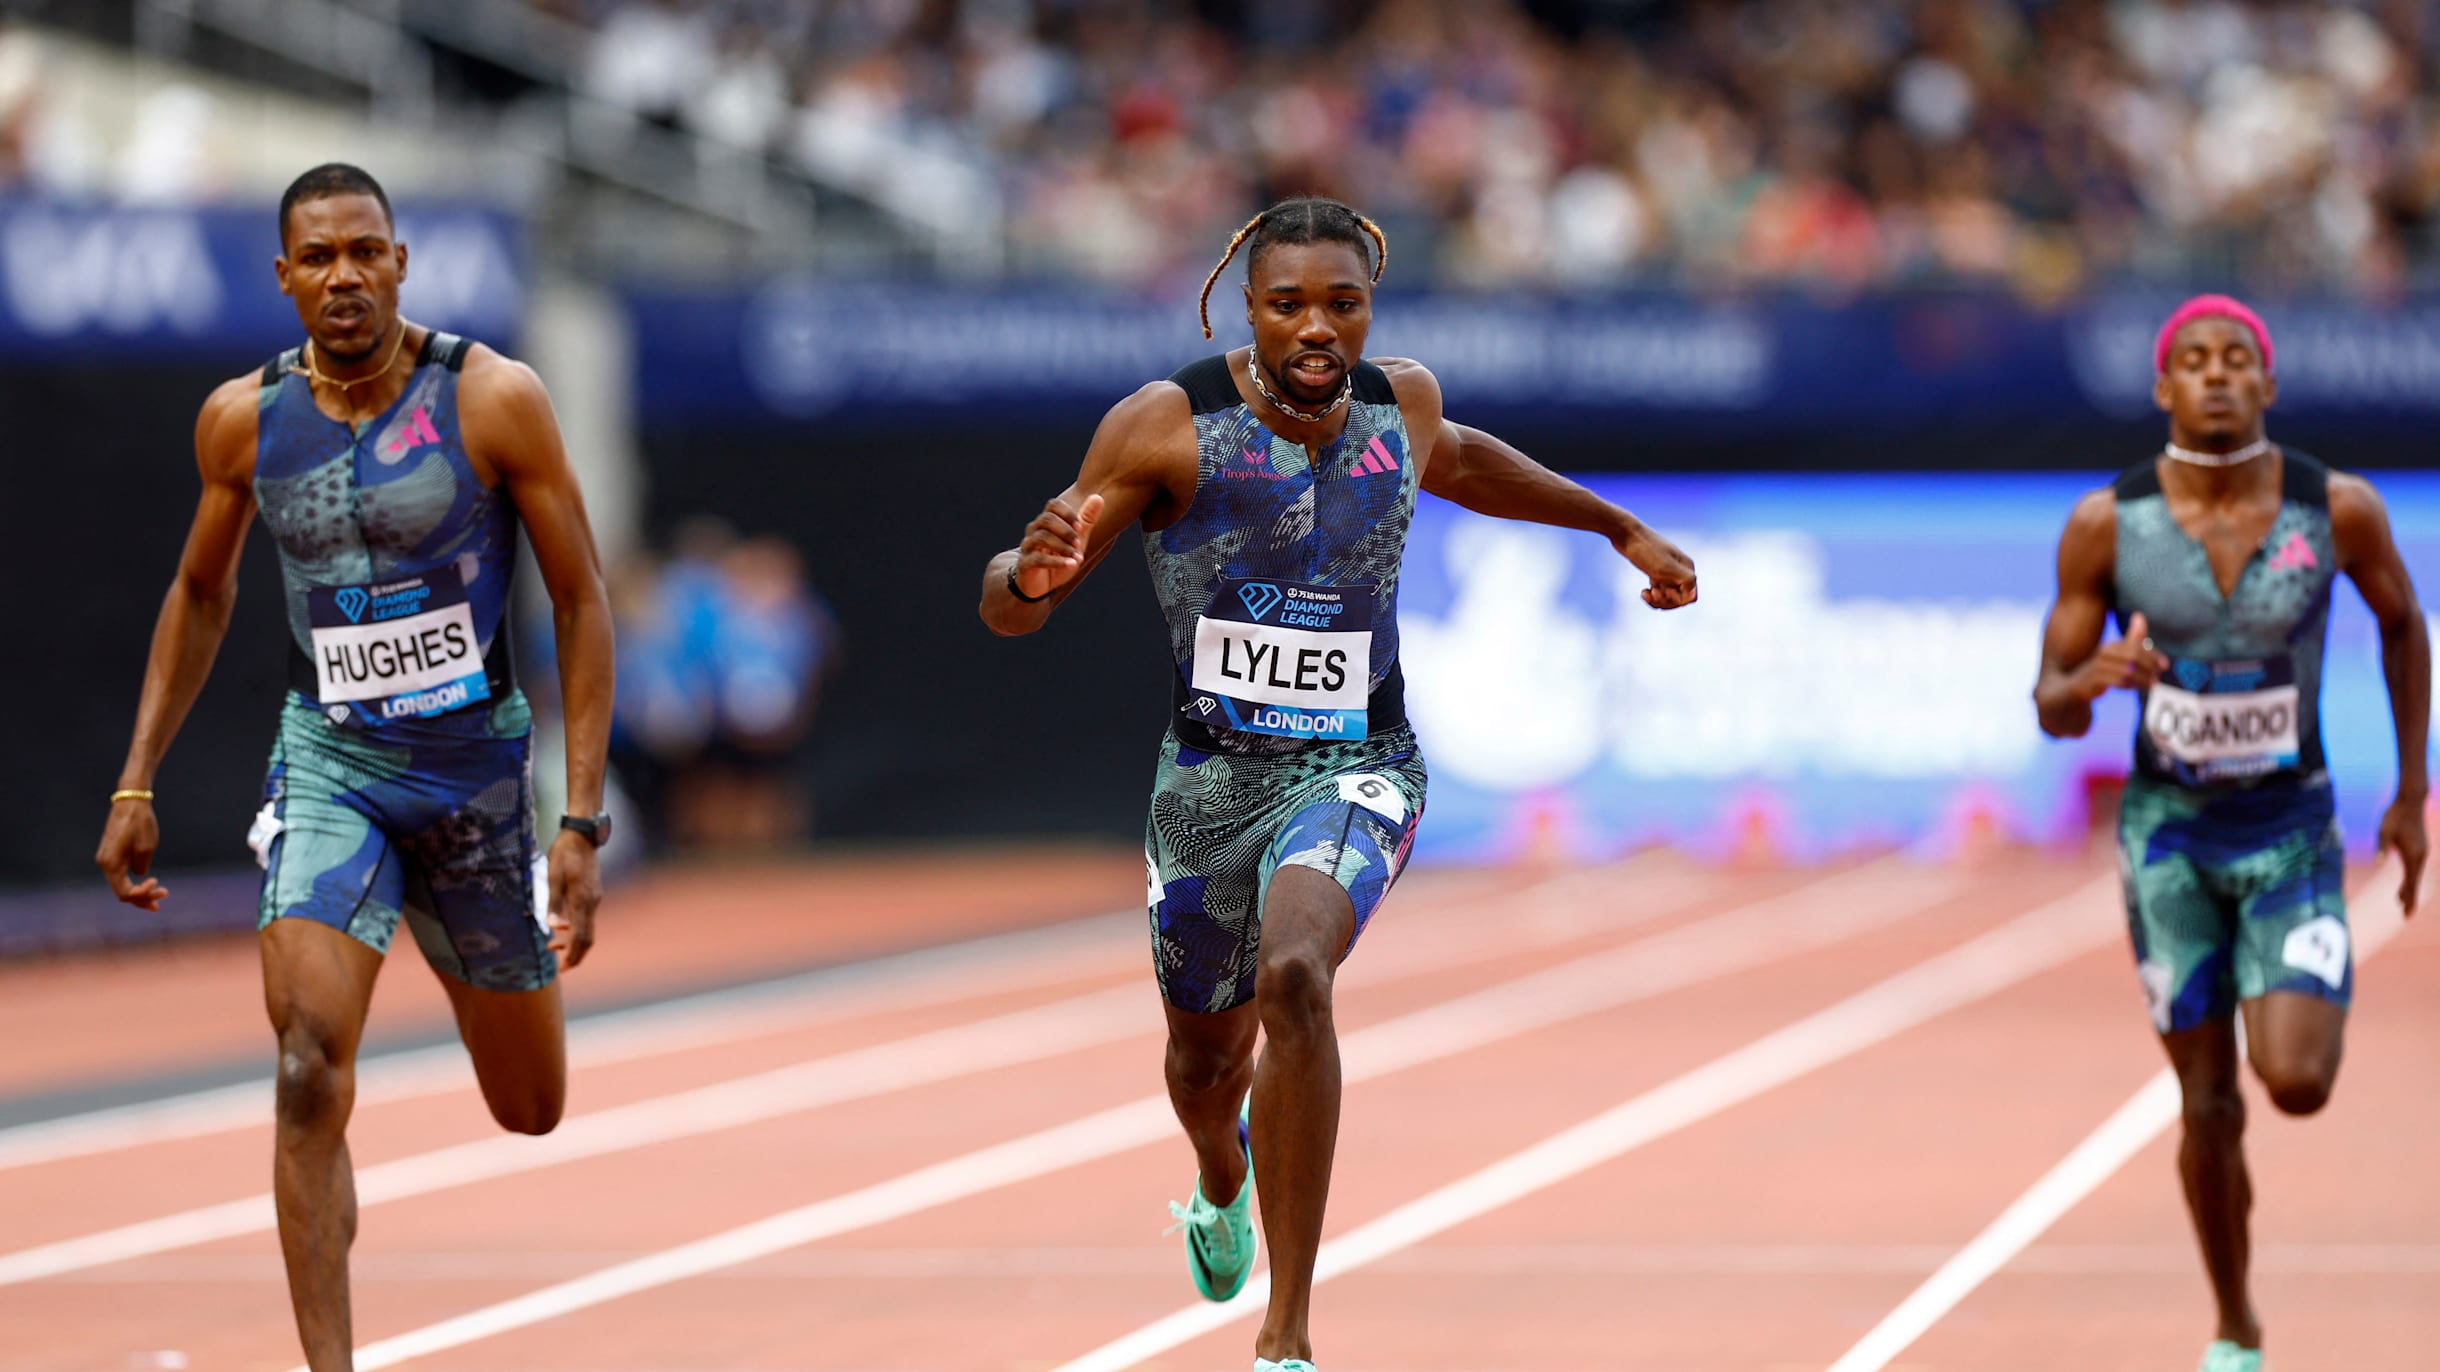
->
[529,0,2440,298]
[586,518,839,856]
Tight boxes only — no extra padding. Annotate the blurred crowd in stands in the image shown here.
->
[532,0,2440,297]
[532,518,840,854]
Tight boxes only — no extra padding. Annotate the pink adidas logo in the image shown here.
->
[384,406,441,459]
[1350,435,1401,477]
[2266,531,2319,573]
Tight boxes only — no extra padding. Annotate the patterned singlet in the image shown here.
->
[253,331,519,730]
[1145,354,1419,755]
[2112,450,2338,789]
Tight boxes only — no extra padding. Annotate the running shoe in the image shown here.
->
[1253,1361,1314,1372]
[2198,1340,2262,1372]
[1165,1095,1255,1301]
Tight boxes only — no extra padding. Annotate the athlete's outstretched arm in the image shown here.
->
[2033,488,2166,738]
[2333,473,2430,912]
[1381,357,1695,609]
[463,351,613,966]
[980,381,1195,636]
[96,379,260,910]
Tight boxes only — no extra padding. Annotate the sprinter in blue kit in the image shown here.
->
[980,197,1698,1372]
[2034,295,2428,1372]
[95,164,615,1372]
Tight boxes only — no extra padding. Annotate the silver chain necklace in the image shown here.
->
[1246,350,1350,424]
[2163,436,2273,467]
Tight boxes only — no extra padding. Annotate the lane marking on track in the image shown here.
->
[0,857,1718,1285]
[61,1241,2440,1284]
[0,858,1663,1173]
[1821,861,2412,1372]
[1044,875,2121,1372]
[0,911,1135,1173]
[320,860,1968,1371]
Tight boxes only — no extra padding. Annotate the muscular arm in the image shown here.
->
[462,348,614,960]
[1380,356,1696,609]
[979,381,1196,636]
[2033,487,2172,738]
[97,378,260,907]
[2332,473,2430,908]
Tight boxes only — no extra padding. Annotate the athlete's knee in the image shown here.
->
[273,1017,351,1132]
[1254,945,1335,1036]
[1165,1030,1249,1097]
[484,1083,563,1136]
[2179,1080,2246,1139]
[2255,1056,2336,1117]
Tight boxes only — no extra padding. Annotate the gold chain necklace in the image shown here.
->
[290,324,410,395]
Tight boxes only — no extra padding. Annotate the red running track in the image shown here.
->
[0,845,2430,1372]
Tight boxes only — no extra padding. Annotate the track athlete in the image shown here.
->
[93,164,616,1372]
[2033,294,2428,1372]
[980,196,1698,1372]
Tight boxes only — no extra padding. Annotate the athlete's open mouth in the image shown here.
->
[325,299,371,325]
[1289,355,1342,385]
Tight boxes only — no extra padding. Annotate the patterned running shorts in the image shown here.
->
[1144,724,1427,1014]
[2118,774,2351,1035]
[251,690,555,992]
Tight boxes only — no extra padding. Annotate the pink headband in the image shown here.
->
[2154,294,2273,374]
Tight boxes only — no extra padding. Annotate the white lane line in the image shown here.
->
[1821,863,2412,1372]
[0,911,1137,1173]
[324,860,1965,1371]
[1045,876,2120,1372]
[0,857,1712,1286]
[0,857,1683,1172]
[0,859,1658,1173]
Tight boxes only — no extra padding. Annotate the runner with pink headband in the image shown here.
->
[2034,291,2429,1372]
[2156,293,2275,375]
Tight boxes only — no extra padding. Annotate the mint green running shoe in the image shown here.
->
[2199,1340,2262,1372]
[1166,1095,1255,1301]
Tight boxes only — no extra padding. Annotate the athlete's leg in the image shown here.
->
[261,918,384,1372]
[1163,999,1258,1205]
[2243,991,2345,1117]
[437,977,567,1134]
[1248,862,1358,1365]
[2164,1018,2261,1352]
[398,711,566,1134]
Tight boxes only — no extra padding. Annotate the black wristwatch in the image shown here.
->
[559,812,613,849]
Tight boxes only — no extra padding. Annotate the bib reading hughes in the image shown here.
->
[253,332,519,729]
[1147,355,1418,751]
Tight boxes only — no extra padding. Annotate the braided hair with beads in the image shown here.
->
[1197,197,1388,340]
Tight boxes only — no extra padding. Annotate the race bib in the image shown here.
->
[306,565,490,722]
[2143,656,2299,783]
[1185,578,1373,740]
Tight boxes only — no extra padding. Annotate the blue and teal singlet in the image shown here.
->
[255,331,519,727]
[2110,449,2350,1031]
[247,332,553,991]
[1147,354,1419,753]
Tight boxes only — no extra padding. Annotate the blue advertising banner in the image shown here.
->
[0,199,525,354]
[1395,472,2440,864]
[626,279,2440,433]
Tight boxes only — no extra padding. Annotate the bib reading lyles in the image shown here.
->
[306,564,490,722]
[2143,655,2301,785]
[1186,577,1374,740]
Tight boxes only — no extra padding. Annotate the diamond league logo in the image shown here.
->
[1237,582,1283,620]
[2173,659,2211,691]
[334,587,369,622]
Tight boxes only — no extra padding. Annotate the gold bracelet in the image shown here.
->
[109,789,154,804]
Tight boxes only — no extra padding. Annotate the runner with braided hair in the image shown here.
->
[981,194,1696,1372]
